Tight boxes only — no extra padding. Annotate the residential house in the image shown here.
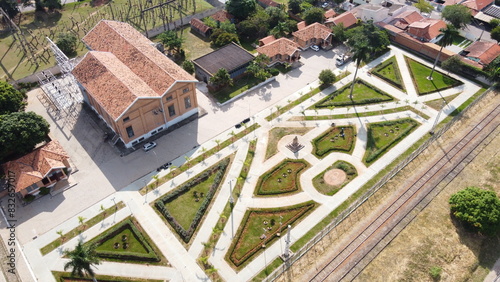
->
[193,42,255,84]
[354,4,389,23]
[407,18,447,43]
[461,0,494,15]
[256,36,301,66]
[72,20,199,148]
[325,12,358,29]
[324,9,338,20]
[389,10,424,30]
[475,4,500,23]
[190,18,212,38]
[211,10,234,24]
[2,140,71,197]
[461,41,500,67]
[292,22,334,49]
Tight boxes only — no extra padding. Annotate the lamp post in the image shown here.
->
[229,179,234,238]
[143,180,148,204]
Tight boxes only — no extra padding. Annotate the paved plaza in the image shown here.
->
[1,45,485,281]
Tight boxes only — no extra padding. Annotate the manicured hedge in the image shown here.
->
[255,159,308,196]
[312,126,355,157]
[364,119,419,164]
[87,218,160,262]
[371,57,404,90]
[155,158,230,243]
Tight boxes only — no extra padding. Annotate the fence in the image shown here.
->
[263,88,495,281]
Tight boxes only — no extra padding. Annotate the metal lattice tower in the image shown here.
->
[46,37,74,74]
[0,8,39,67]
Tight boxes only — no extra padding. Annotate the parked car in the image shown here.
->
[311,45,320,51]
[322,2,329,8]
[143,142,157,152]
[335,54,350,66]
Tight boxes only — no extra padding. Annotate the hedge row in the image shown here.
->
[313,126,355,157]
[371,58,404,90]
[256,160,308,195]
[334,161,357,176]
[315,80,393,108]
[88,219,160,262]
[228,203,315,267]
[155,158,230,243]
[365,119,419,163]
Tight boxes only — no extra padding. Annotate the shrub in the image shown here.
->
[429,266,442,280]
[39,187,50,196]
[24,194,35,202]
[268,68,279,76]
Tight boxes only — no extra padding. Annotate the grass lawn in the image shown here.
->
[405,57,462,95]
[312,126,356,158]
[371,56,405,91]
[151,27,214,61]
[165,172,218,230]
[424,93,461,110]
[364,118,419,164]
[312,161,358,196]
[314,79,394,108]
[227,202,316,268]
[265,127,313,160]
[256,159,309,196]
[211,75,262,103]
[96,226,149,255]
[52,271,164,282]
[40,201,126,255]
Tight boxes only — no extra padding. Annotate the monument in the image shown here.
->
[286,136,304,153]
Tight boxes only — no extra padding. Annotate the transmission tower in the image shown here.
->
[0,8,39,67]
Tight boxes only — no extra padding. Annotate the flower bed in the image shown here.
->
[255,159,309,196]
[364,118,419,164]
[155,157,230,243]
[312,161,358,196]
[312,126,356,158]
[226,202,316,268]
[314,79,394,108]
[371,56,405,91]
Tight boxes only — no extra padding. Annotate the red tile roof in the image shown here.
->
[463,41,500,65]
[259,35,277,46]
[461,0,494,15]
[73,20,196,120]
[329,12,358,28]
[293,22,333,42]
[391,10,424,29]
[211,10,234,22]
[408,19,447,41]
[297,21,307,30]
[3,140,69,192]
[190,18,212,34]
[324,9,338,19]
[256,37,300,58]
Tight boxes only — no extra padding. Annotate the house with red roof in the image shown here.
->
[389,10,424,30]
[461,0,494,15]
[407,18,447,43]
[2,140,71,197]
[256,36,301,66]
[190,18,212,38]
[211,10,234,23]
[292,22,334,49]
[325,12,358,29]
[72,20,199,148]
[461,41,500,67]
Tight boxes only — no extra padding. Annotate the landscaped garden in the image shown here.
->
[364,118,420,164]
[211,74,272,104]
[313,161,358,196]
[405,57,462,95]
[371,56,405,91]
[255,159,309,196]
[154,157,231,243]
[312,126,356,158]
[314,79,394,108]
[52,271,163,282]
[265,127,313,160]
[85,217,167,265]
[226,201,317,268]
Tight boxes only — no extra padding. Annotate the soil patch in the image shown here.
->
[323,169,347,186]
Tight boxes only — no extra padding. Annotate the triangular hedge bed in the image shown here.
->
[155,157,231,243]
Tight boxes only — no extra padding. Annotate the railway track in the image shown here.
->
[309,103,500,282]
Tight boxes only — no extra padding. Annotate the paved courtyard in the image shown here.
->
[2,45,484,281]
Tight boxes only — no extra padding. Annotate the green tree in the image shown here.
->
[486,55,500,83]
[288,0,302,14]
[270,22,291,38]
[211,31,239,47]
[209,68,233,88]
[182,60,195,74]
[441,55,463,73]
[442,4,471,29]
[491,26,500,43]
[158,30,184,53]
[490,18,500,28]
[42,0,62,11]
[303,7,324,25]
[429,24,458,78]
[0,0,20,19]
[265,6,287,29]
[0,81,25,115]
[0,112,50,160]
[332,23,347,42]
[413,0,434,14]
[318,69,336,86]
[63,240,101,282]
[348,44,370,99]
[226,0,257,20]
[449,187,500,235]
[346,21,389,53]
[56,33,78,57]
[238,9,270,41]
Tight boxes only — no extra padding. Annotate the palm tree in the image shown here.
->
[429,25,459,79]
[348,45,370,100]
[64,240,101,282]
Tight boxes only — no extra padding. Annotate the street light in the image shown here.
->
[228,179,234,205]
[143,180,148,204]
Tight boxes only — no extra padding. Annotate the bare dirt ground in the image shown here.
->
[274,90,500,282]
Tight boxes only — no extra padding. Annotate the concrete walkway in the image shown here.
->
[19,45,483,281]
